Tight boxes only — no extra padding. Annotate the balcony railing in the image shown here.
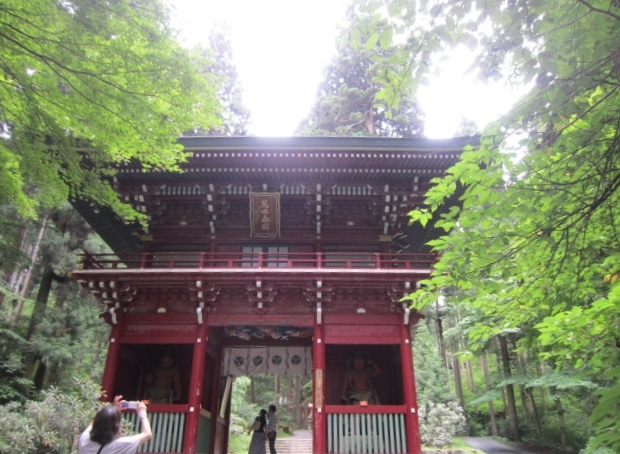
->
[326,406,408,454]
[123,410,186,453]
[79,252,436,270]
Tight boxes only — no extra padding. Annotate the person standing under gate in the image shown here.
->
[265,404,279,454]
[247,408,267,454]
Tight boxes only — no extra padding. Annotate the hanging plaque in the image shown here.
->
[249,192,280,238]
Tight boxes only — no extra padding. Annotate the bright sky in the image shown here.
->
[169,0,525,138]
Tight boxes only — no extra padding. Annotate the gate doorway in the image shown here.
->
[224,374,313,453]
[202,327,314,454]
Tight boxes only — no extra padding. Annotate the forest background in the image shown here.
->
[0,0,619,453]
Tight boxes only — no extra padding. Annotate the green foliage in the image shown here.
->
[230,376,263,432]
[412,321,455,405]
[348,0,620,449]
[227,431,252,454]
[0,0,219,220]
[580,438,617,454]
[0,329,31,404]
[0,204,109,402]
[0,378,101,454]
[0,206,28,272]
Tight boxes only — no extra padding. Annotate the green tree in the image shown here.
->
[0,0,219,220]
[296,1,424,137]
[187,25,250,137]
[412,320,454,406]
[345,0,620,449]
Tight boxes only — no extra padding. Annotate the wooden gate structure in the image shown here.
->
[71,136,473,454]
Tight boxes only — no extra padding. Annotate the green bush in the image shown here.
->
[579,438,616,454]
[0,378,100,454]
[419,402,467,447]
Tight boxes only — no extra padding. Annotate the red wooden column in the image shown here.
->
[184,319,209,454]
[101,316,123,401]
[400,322,422,454]
[313,321,326,454]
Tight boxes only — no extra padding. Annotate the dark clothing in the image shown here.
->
[254,415,266,432]
[267,431,277,454]
[266,409,279,454]
[248,414,267,454]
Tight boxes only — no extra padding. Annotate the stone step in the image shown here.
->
[268,437,313,454]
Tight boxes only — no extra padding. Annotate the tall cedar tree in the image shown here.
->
[296,1,424,137]
[187,24,250,136]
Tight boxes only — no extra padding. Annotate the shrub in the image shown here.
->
[0,378,100,454]
[419,402,467,447]
[579,438,616,454]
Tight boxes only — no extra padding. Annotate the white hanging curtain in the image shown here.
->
[222,346,312,377]
[286,346,312,376]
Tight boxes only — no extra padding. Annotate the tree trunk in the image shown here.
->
[275,374,280,398]
[498,335,521,441]
[33,359,47,390]
[24,263,55,384]
[495,348,508,412]
[513,345,542,439]
[551,388,568,448]
[539,361,548,417]
[26,263,54,341]
[451,336,465,410]
[466,358,476,395]
[480,351,498,436]
[294,375,302,428]
[0,225,28,310]
[9,217,47,325]
[525,386,542,440]
[250,377,256,403]
[433,299,447,368]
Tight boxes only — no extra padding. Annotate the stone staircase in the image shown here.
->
[271,433,313,454]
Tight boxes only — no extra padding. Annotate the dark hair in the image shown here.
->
[260,408,267,417]
[90,405,121,445]
[269,404,276,412]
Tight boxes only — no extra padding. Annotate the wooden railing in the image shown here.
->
[123,410,186,453]
[326,407,408,454]
[79,252,436,270]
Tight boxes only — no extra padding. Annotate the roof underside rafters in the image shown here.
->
[73,136,475,255]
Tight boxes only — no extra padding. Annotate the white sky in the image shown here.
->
[169,0,526,138]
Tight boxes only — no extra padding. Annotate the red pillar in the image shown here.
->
[400,322,421,454]
[183,319,209,454]
[313,321,326,454]
[101,318,123,402]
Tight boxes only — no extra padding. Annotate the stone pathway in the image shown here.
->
[462,437,538,454]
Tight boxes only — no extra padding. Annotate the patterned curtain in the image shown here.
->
[222,347,312,377]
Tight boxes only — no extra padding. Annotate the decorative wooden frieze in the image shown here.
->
[246,280,277,314]
[388,280,414,324]
[189,280,220,306]
[86,279,136,306]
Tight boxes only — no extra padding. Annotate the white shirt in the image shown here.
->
[78,428,142,454]
[265,411,279,433]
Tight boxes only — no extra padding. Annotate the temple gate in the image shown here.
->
[71,136,472,454]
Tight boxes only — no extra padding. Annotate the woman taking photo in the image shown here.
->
[78,395,152,454]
